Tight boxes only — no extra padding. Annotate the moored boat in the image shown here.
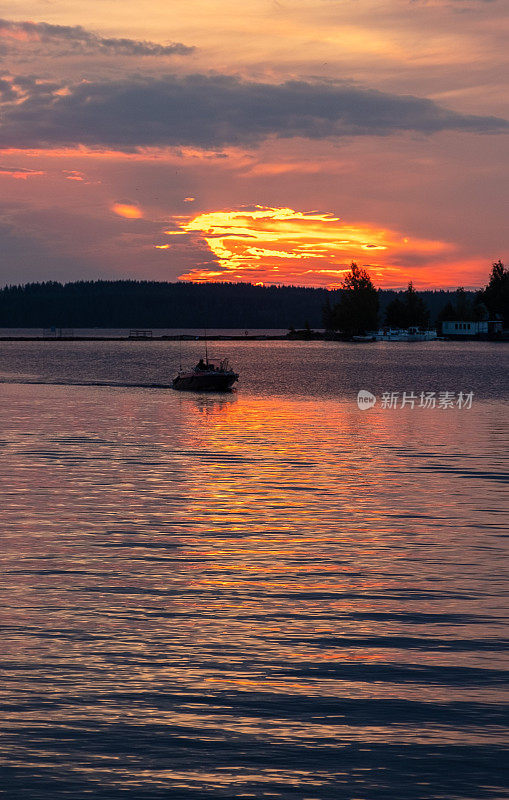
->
[375,327,438,342]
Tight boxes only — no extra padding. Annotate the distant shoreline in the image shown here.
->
[0,334,289,342]
[0,334,507,343]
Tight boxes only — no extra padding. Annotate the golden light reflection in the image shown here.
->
[1,376,502,749]
[173,206,452,287]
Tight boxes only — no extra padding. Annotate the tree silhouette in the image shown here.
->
[385,295,406,328]
[385,282,429,328]
[328,263,379,335]
[0,279,479,330]
[482,260,509,325]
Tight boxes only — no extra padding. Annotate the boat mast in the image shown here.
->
[204,328,208,364]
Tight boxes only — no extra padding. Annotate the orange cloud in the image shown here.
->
[111,202,143,219]
[0,27,38,43]
[173,206,452,287]
[63,170,85,181]
[0,166,45,179]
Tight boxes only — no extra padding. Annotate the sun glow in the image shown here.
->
[111,202,143,219]
[173,206,452,287]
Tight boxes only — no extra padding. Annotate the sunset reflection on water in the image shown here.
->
[0,347,508,799]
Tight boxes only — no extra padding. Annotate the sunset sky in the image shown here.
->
[0,0,507,288]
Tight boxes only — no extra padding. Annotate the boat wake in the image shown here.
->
[0,378,174,389]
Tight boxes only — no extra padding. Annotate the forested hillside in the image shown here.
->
[0,280,470,328]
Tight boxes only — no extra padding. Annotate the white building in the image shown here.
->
[442,320,503,337]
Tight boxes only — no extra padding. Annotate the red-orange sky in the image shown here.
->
[0,1,508,289]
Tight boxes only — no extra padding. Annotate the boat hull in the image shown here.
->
[172,371,238,391]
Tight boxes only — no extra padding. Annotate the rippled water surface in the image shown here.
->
[0,341,508,799]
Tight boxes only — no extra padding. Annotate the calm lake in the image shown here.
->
[0,340,508,799]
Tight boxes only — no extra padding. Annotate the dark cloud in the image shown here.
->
[0,77,18,100]
[0,201,169,284]
[0,19,194,57]
[0,215,94,285]
[0,73,506,151]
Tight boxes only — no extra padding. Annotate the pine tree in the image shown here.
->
[482,260,509,325]
[384,282,429,328]
[330,263,379,335]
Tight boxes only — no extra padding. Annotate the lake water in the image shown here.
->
[0,340,508,799]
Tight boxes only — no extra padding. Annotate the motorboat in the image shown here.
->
[172,357,239,391]
[352,334,377,342]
